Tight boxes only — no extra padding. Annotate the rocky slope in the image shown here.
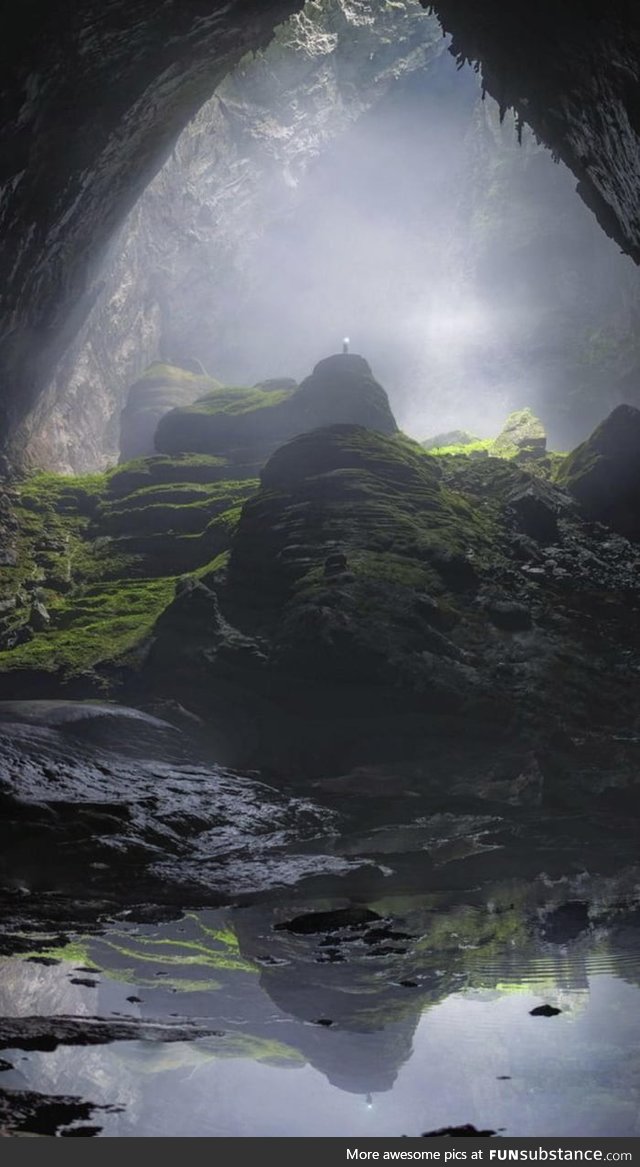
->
[2,354,640,811]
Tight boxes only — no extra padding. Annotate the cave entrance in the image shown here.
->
[29,0,640,472]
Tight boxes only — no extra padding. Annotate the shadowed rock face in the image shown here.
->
[556,403,640,538]
[0,0,302,456]
[428,1,640,260]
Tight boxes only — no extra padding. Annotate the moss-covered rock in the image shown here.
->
[555,403,640,538]
[0,449,258,688]
[141,425,500,751]
[493,408,546,458]
[106,453,231,497]
[119,362,222,462]
[4,380,640,789]
[154,353,397,471]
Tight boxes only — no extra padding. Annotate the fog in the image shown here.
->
[189,33,640,450]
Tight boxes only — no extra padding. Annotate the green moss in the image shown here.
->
[17,470,105,512]
[106,454,230,498]
[99,480,257,540]
[426,437,496,457]
[0,577,175,675]
[187,385,294,416]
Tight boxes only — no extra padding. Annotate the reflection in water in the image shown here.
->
[2,883,640,1136]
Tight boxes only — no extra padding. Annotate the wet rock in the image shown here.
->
[0,700,352,906]
[529,1004,562,1016]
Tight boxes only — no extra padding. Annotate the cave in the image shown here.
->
[1,0,640,1142]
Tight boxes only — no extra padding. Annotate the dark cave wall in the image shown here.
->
[0,0,303,456]
[427,1,640,261]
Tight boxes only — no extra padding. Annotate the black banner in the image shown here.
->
[1,1137,638,1158]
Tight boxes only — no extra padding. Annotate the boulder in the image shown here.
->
[494,407,546,458]
[119,361,221,462]
[290,355,397,437]
[505,480,561,544]
[228,423,488,697]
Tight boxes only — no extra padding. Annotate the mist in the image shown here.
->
[176,32,640,450]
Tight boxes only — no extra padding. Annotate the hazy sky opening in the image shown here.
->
[155,3,640,449]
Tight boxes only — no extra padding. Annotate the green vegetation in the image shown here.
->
[0,577,175,676]
[425,437,496,457]
[106,453,230,497]
[186,385,294,416]
[0,448,260,687]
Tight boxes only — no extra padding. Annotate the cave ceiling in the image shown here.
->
[1,0,640,455]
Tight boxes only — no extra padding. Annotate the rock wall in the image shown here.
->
[22,0,443,472]
[0,0,307,460]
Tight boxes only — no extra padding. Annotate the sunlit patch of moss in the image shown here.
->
[187,385,294,416]
[425,438,496,457]
[17,470,106,513]
[196,551,230,582]
[99,480,256,539]
[106,453,231,498]
[0,577,175,675]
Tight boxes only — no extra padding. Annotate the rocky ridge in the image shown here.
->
[1,354,640,806]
